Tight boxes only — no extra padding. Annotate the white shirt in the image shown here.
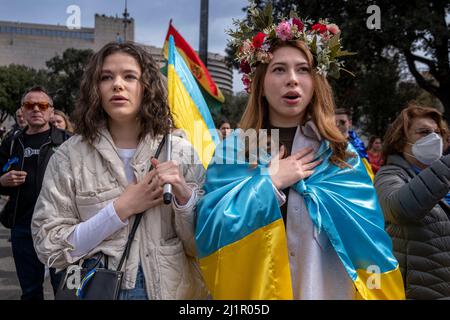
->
[285,123,355,299]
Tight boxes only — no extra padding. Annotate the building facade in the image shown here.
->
[0,14,233,94]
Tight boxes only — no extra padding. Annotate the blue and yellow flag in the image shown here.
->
[348,131,374,181]
[167,35,220,168]
[195,132,292,299]
[195,131,405,300]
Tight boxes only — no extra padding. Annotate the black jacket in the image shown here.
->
[374,154,450,299]
[0,125,71,228]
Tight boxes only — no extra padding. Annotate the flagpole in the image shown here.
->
[199,0,208,67]
[122,0,131,42]
[163,118,173,205]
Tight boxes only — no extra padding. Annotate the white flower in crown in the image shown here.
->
[241,39,254,55]
[305,34,314,43]
[261,42,271,52]
[317,64,328,76]
[256,51,273,64]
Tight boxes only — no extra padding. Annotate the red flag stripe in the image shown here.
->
[163,23,224,101]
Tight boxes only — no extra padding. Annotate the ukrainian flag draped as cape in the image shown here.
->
[195,130,405,300]
[167,36,220,168]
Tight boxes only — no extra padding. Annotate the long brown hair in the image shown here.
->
[73,41,171,144]
[239,40,352,167]
[382,102,448,162]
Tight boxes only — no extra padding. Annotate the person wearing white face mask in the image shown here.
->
[374,103,450,299]
[407,131,443,165]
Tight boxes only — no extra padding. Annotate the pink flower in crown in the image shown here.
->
[321,33,332,41]
[326,23,340,35]
[292,18,304,32]
[275,21,292,41]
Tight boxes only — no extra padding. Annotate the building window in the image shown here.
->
[0,24,94,41]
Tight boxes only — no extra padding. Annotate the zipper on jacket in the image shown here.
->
[11,133,52,227]
[36,138,52,191]
[11,137,25,227]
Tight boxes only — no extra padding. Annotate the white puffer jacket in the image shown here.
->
[31,128,209,299]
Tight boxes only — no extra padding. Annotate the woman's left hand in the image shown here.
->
[151,158,192,206]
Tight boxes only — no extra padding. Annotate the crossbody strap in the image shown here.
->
[116,136,166,272]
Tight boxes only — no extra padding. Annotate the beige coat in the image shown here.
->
[31,128,208,299]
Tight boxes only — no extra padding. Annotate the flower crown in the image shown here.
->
[227,1,354,92]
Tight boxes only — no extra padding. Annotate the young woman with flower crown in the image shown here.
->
[195,2,405,300]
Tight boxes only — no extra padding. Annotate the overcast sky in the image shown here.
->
[0,0,248,93]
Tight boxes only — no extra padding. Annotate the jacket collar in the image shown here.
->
[289,120,323,157]
[49,125,69,144]
[93,127,164,187]
[386,154,417,177]
[13,124,66,145]
[96,127,163,162]
[299,120,322,141]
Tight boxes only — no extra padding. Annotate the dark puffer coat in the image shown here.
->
[374,154,450,299]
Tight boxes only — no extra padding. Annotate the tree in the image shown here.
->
[215,92,248,127]
[355,57,406,136]
[0,65,48,123]
[377,0,450,118]
[46,48,93,115]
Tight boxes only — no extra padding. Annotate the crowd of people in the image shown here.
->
[0,3,449,301]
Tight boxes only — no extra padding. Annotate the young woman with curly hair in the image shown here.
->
[31,42,208,300]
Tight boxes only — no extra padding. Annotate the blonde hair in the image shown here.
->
[239,40,353,167]
[53,109,74,133]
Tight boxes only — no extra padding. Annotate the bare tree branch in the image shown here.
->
[403,50,439,95]
[408,52,439,79]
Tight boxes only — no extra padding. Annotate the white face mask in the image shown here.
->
[409,132,443,165]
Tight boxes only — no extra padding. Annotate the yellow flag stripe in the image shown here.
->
[355,265,405,300]
[168,64,216,168]
[199,219,293,300]
[362,158,375,182]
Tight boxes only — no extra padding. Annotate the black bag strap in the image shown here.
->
[116,136,166,272]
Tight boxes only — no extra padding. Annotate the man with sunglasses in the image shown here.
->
[0,86,71,300]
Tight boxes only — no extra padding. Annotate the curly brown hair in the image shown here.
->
[239,40,354,167]
[73,41,171,144]
[382,102,448,162]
